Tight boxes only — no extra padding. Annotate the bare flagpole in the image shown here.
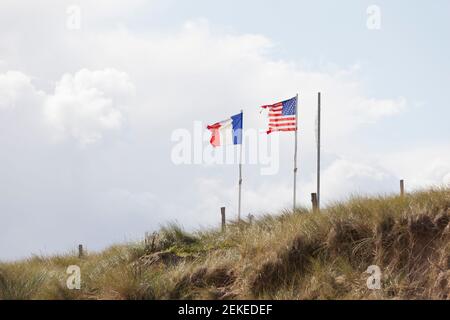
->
[238,110,243,221]
[293,94,299,212]
[317,92,321,211]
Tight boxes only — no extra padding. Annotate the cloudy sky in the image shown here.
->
[1,0,449,261]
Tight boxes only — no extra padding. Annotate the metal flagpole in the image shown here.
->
[317,92,321,211]
[238,110,243,221]
[293,94,299,212]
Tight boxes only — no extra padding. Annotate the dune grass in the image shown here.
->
[0,187,449,300]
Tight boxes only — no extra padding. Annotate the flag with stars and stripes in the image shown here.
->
[261,96,298,134]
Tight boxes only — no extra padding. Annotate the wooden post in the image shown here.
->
[400,179,405,197]
[248,214,254,225]
[78,244,84,258]
[221,207,226,232]
[311,193,318,213]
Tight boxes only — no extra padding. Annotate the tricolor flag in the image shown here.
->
[207,112,243,147]
[261,96,298,134]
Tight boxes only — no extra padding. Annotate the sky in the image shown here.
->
[0,0,449,261]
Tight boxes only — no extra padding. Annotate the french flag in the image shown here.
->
[207,112,243,147]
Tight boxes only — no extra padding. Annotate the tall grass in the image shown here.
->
[0,264,46,299]
[0,187,448,300]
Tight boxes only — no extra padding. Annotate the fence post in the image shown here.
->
[248,214,254,225]
[400,179,405,197]
[78,244,84,258]
[221,207,226,232]
[311,193,318,213]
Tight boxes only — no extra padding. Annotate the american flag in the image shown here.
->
[261,96,298,134]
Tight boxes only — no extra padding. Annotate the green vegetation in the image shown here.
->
[0,187,449,300]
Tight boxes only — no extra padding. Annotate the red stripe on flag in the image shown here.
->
[207,123,221,147]
[267,127,297,134]
[269,122,296,127]
[269,117,296,122]
[261,102,282,109]
[268,102,282,107]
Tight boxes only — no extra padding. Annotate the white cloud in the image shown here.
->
[379,146,450,189]
[187,177,293,226]
[318,158,398,200]
[192,157,399,221]
[43,68,135,145]
[444,172,450,185]
[0,71,43,109]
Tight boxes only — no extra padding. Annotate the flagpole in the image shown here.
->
[317,92,321,211]
[238,109,243,221]
[293,93,299,212]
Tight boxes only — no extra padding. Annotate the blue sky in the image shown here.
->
[0,0,449,260]
[179,1,450,134]
[128,0,450,146]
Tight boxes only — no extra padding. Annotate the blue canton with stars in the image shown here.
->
[282,96,297,116]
